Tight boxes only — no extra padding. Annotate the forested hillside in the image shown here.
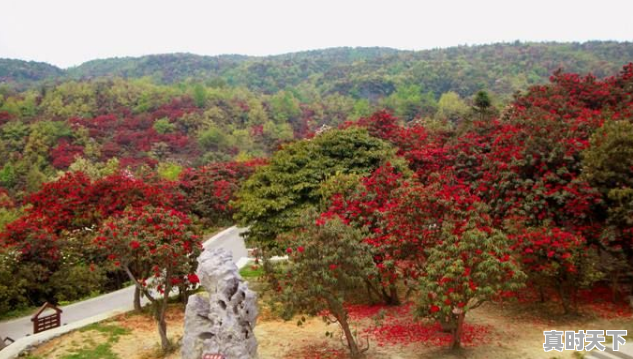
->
[0,42,631,197]
[0,59,64,89]
[2,42,633,96]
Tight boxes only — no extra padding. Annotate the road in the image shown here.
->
[586,343,633,359]
[0,226,247,340]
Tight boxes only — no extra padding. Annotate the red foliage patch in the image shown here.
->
[364,321,492,348]
[514,284,633,320]
[283,342,345,359]
[577,287,633,319]
[337,303,492,348]
[345,302,413,321]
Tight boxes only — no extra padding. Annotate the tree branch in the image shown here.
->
[123,264,157,303]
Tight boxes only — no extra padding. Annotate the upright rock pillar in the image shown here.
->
[182,248,258,359]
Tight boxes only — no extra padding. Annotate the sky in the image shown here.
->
[0,0,631,68]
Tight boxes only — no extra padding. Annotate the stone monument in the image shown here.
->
[182,248,258,359]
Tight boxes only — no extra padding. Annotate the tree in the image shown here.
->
[0,164,17,189]
[0,188,19,232]
[191,83,207,108]
[50,140,84,169]
[511,225,603,313]
[582,120,633,260]
[9,213,108,307]
[345,111,450,182]
[382,84,437,121]
[66,157,120,180]
[472,90,492,120]
[417,216,525,349]
[436,91,469,123]
[156,162,183,181]
[197,123,233,152]
[247,99,269,126]
[179,160,262,227]
[321,163,412,305]
[278,214,376,358]
[21,171,183,234]
[234,127,401,252]
[95,206,202,352]
[153,117,176,134]
[270,91,301,124]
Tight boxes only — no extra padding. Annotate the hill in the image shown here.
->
[2,42,633,98]
[0,59,64,90]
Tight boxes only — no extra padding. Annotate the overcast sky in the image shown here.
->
[0,0,631,68]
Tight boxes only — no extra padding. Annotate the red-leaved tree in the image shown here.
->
[95,205,202,352]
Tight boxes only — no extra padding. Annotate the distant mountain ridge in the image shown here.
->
[0,58,65,88]
[1,42,633,96]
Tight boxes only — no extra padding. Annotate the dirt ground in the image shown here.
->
[26,286,633,359]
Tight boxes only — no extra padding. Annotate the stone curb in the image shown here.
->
[0,309,127,359]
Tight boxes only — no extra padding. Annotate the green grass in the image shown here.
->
[78,322,130,337]
[23,323,132,359]
[239,263,263,278]
[1,291,103,322]
[0,305,39,321]
[58,290,102,306]
[60,342,118,359]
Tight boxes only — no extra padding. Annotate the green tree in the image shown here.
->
[270,91,301,123]
[383,84,422,121]
[191,83,208,108]
[417,219,525,349]
[156,162,183,181]
[234,127,402,251]
[0,97,21,116]
[0,164,17,189]
[66,157,120,180]
[153,117,176,134]
[247,99,269,126]
[582,120,633,260]
[25,165,48,193]
[0,190,19,232]
[262,121,294,143]
[436,91,469,123]
[278,214,375,358]
[1,121,30,153]
[472,90,492,120]
[197,124,233,152]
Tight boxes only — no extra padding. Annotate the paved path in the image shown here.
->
[0,226,247,340]
[586,343,633,359]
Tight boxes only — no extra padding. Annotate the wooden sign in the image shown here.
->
[202,354,225,359]
[31,302,63,334]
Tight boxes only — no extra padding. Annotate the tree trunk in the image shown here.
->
[557,281,572,315]
[261,248,281,292]
[389,284,400,306]
[156,278,173,353]
[610,270,620,302]
[364,280,383,304]
[178,284,189,305]
[450,312,465,350]
[380,284,400,306]
[336,310,362,358]
[538,286,546,303]
[133,286,142,312]
[157,314,170,353]
[440,316,453,333]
